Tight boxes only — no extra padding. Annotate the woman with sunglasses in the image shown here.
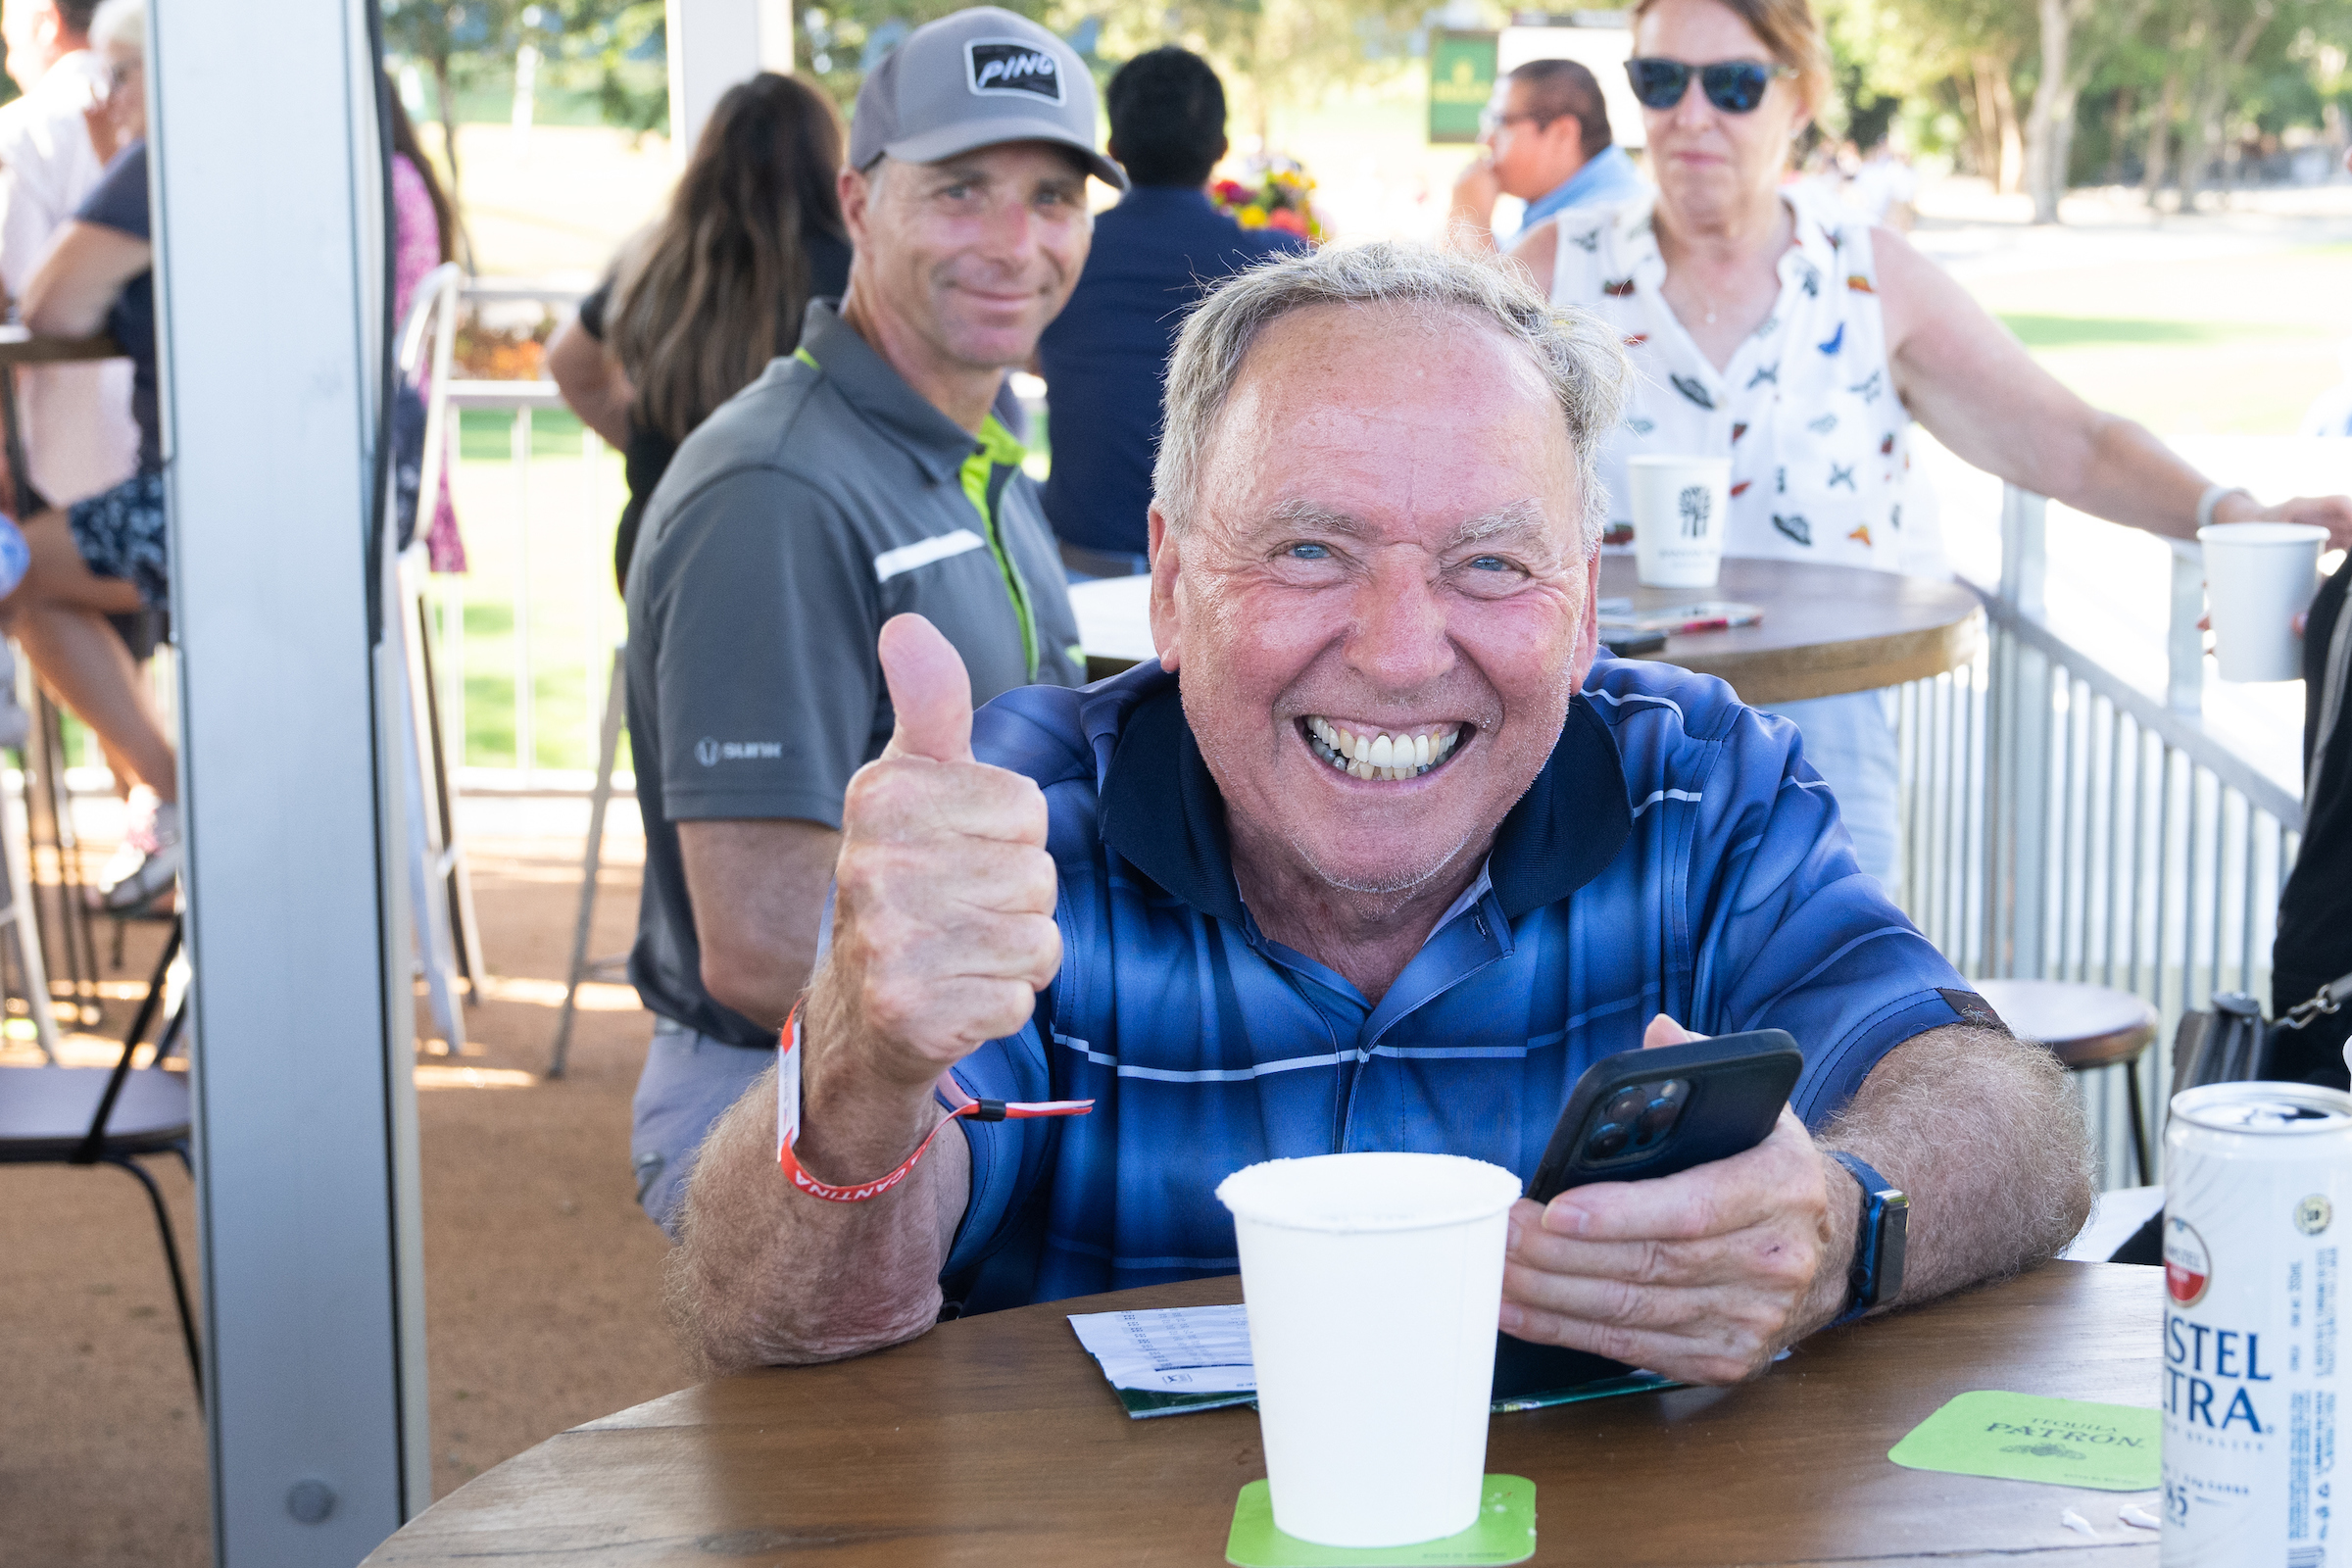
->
[1514,0,2352,892]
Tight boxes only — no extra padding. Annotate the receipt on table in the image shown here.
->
[1068,1304,1255,1395]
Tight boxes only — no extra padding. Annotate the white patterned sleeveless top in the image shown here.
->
[1546,183,1942,576]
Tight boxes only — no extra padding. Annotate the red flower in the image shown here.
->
[1264,208,1307,234]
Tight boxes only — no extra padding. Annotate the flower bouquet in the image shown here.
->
[1211,156,1326,241]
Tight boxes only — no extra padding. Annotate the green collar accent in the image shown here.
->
[958,412,1039,679]
[974,409,1026,468]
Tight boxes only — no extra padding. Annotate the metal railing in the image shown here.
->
[1892,486,2301,1189]
[437,367,626,792]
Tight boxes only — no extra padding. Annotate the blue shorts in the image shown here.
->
[630,1017,774,1238]
[66,470,169,609]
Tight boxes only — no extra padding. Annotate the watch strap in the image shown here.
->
[1828,1150,1906,1327]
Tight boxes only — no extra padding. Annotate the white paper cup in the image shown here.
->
[1627,454,1731,588]
[1216,1152,1521,1548]
[2198,521,2328,683]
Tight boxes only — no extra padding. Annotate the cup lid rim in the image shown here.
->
[1215,1152,1522,1233]
[2197,521,2330,545]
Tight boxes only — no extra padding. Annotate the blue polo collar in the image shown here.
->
[1096,662,1632,927]
[1522,143,1643,229]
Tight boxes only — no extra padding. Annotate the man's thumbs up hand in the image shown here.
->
[820,615,1062,1089]
[879,613,977,765]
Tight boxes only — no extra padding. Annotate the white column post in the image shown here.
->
[152,0,431,1559]
[665,0,797,160]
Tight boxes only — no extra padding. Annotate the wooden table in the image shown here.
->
[1070,559,1984,707]
[367,1261,2159,1567]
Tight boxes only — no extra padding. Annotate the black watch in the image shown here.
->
[1828,1151,1908,1326]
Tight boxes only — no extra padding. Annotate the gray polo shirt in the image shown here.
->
[623,300,1083,1049]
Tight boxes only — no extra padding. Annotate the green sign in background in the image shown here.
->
[1429,31,1498,144]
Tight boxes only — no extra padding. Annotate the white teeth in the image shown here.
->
[1304,717,1465,779]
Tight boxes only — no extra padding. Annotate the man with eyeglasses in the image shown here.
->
[1446,58,1644,256]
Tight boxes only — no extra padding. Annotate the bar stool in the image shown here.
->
[1973,978,2157,1183]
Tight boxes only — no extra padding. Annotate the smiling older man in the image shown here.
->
[670,243,2093,1384]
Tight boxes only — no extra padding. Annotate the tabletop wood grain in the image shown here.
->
[1597,558,1985,706]
[366,1260,2161,1567]
[1068,560,1982,707]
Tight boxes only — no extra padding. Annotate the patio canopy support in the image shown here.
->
[155,0,431,1560]
[667,0,796,161]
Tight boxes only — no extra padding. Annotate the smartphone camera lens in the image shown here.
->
[1604,1087,1646,1124]
[1637,1087,1684,1143]
[1585,1121,1631,1160]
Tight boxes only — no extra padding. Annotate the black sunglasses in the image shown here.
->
[1624,57,1796,114]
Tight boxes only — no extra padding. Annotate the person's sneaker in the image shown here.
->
[96,798,180,912]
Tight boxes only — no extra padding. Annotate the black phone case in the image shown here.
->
[1525,1030,1804,1205]
[1494,1030,1804,1400]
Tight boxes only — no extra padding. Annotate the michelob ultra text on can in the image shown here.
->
[2162,1082,2352,1566]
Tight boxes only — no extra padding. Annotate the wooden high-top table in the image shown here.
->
[366,1261,2160,1566]
[1071,558,1984,707]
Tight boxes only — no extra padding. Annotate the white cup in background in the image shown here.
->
[1626,455,1731,589]
[2197,521,2328,683]
[1215,1152,1521,1548]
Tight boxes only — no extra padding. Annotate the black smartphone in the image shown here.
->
[1601,628,1669,658]
[1494,1030,1804,1401]
[1525,1030,1804,1205]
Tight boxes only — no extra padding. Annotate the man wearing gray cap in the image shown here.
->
[620,6,1123,1235]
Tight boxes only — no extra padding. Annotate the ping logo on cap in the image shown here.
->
[966,38,1063,102]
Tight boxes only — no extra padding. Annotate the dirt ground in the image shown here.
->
[0,824,682,1567]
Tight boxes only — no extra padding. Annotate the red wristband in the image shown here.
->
[774,1002,1093,1202]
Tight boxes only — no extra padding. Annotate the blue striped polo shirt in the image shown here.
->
[938,657,1973,1313]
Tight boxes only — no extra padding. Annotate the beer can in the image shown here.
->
[2162,1082,2352,1566]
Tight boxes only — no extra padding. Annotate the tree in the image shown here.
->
[539,0,667,132]
[382,0,516,205]
[2022,0,2157,221]
[2176,0,2278,207]
[1106,0,1430,148]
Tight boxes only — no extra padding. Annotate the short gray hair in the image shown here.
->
[1152,240,1627,550]
[89,0,142,57]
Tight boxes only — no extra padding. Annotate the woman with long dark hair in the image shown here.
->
[547,72,850,591]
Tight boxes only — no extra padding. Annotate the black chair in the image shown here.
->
[0,916,197,1396]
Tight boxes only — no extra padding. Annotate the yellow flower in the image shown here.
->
[1239,204,1267,225]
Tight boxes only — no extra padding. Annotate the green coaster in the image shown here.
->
[1226,1475,1536,1567]
[1887,1391,2160,1493]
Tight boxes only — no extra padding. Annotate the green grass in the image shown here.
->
[1997,315,2297,349]
[458,407,593,462]
[1965,242,2352,435]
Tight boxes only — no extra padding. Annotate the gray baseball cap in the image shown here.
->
[849,7,1127,190]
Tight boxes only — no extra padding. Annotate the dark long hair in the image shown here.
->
[609,73,847,446]
[383,77,458,265]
